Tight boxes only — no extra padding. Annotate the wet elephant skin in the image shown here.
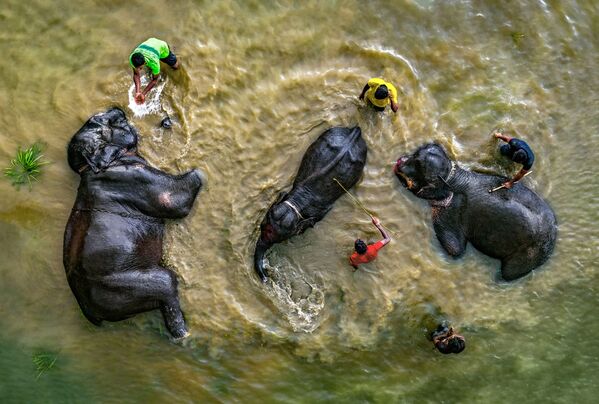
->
[254,126,368,282]
[63,107,203,339]
[394,143,557,281]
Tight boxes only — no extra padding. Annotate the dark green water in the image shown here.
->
[1,0,598,402]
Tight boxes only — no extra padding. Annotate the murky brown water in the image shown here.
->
[1,0,598,401]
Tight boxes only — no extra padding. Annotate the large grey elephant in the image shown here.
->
[254,126,368,282]
[394,143,557,281]
[63,107,203,339]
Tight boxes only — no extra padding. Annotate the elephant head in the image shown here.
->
[393,143,455,201]
[254,197,309,282]
[67,107,139,174]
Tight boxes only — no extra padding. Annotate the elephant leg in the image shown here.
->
[97,266,188,339]
[500,250,535,281]
[435,226,466,257]
[67,277,104,326]
[433,208,466,257]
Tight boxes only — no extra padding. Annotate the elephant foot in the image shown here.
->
[80,307,103,326]
[160,303,188,340]
[500,251,536,281]
[171,330,190,343]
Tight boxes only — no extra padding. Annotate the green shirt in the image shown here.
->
[129,38,170,75]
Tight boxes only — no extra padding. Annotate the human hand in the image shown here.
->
[493,132,502,138]
[371,216,380,226]
[135,92,145,104]
[502,181,513,189]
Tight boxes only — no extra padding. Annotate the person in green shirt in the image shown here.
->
[129,38,179,104]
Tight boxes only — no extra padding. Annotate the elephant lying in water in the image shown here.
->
[394,143,557,281]
[254,126,367,282]
[63,107,203,339]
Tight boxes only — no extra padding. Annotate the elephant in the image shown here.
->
[63,107,203,339]
[254,126,368,282]
[393,143,557,281]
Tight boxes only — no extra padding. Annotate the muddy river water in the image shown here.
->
[1,0,598,402]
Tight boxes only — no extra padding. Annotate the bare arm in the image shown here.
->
[142,74,160,96]
[358,83,369,100]
[494,132,512,143]
[133,70,142,94]
[390,98,399,113]
[372,217,391,246]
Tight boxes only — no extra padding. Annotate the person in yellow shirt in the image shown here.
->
[359,78,399,113]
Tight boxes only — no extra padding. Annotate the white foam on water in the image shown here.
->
[263,257,325,333]
[127,77,166,117]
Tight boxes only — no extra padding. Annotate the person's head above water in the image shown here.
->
[431,324,465,354]
[437,333,465,354]
[512,149,528,165]
[374,85,389,100]
[500,144,528,164]
[354,239,367,255]
[131,53,145,68]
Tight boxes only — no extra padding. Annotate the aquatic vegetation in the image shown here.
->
[4,144,48,190]
[511,31,526,45]
[32,352,58,380]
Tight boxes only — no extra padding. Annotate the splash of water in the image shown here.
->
[263,257,325,333]
[127,76,167,117]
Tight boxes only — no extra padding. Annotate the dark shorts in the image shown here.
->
[500,138,534,170]
[160,48,178,67]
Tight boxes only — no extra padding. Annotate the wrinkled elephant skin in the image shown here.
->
[254,126,367,282]
[394,143,557,281]
[63,107,203,339]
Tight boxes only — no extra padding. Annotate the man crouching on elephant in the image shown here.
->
[63,107,203,340]
[394,143,557,281]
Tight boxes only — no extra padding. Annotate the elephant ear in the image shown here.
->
[414,152,453,200]
[82,144,125,174]
[68,133,124,174]
[272,203,296,229]
[419,150,451,185]
[67,108,132,174]
[296,217,316,234]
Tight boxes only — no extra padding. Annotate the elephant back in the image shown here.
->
[292,126,367,193]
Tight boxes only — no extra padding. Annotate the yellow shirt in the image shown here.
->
[364,78,398,108]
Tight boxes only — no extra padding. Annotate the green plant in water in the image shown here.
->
[511,31,526,45]
[32,352,58,380]
[4,143,48,190]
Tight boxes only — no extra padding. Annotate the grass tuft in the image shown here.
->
[4,143,48,190]
[32,351,58,380]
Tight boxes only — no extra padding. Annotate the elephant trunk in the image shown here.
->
[253,238,272,283]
